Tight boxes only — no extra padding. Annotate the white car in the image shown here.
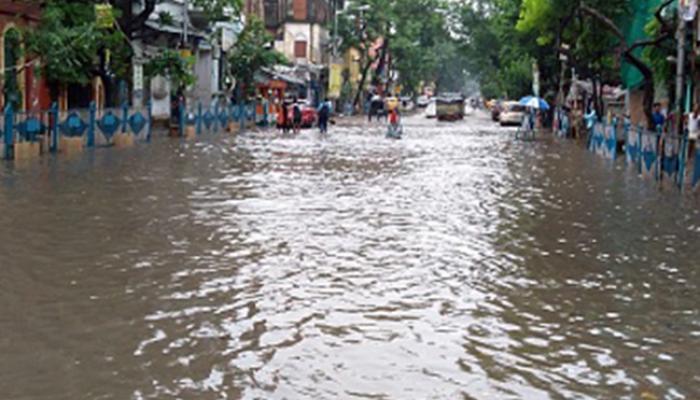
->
[416,95,430,107]
[499,102,527,126]
[425,99,437,118]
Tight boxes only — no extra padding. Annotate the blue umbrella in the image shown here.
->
[519,96,550,110]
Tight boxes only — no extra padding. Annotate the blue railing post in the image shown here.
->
[678,136,688,189]
[263,99,268,127]
[50,102,58,153]
[121,102,128,133]
[213,102,218,133]
[147,101,153,141]
[196,102,202,135]
[4,105,13,160]
[236,85,245,132]
[178,101,185,137]
[87,101,96,148]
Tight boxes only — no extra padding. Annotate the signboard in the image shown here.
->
[532,60,540,97]
[328,64,343,99]
[681,0,697,21]
[95,4,114,29]
[221,27,235,52]
[133,64,144,92]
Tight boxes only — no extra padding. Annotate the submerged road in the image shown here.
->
[1,112,699,399]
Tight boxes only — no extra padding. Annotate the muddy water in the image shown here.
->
[1,113,699,400]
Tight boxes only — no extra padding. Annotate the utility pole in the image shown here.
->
[676,8,686,137]
[333,0,339,58]
[183,0,189,45]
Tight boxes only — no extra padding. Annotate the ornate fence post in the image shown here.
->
[121,102,128,134]
[637,125,643,174]
[239,101,245,132]
[50,102,59,153]
[263,99,269,127]
[147,100,153,142]
[212,102,218,133]
[178,101,185,137]
[678,135,688,189]
[4,105,13,160]
[87,101,96,148]
[197,102,203,135]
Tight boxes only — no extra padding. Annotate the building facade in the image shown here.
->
[264,0,331,103]
[0,0,50,111]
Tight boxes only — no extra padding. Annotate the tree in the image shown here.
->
[455,0,541,100]
[144,49,196,91]
[115,0,243,39]
[24,0,130,99]
[227,17,287,99]
[333,0,469,104]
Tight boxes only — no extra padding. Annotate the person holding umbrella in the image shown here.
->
[517,96,549,140]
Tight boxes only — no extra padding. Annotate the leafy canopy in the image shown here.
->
[227,16,288,98]
[24,0,130,86]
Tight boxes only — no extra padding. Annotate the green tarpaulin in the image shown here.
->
[620,0,663,89]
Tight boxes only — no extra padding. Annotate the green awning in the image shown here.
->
[620,0,664,89]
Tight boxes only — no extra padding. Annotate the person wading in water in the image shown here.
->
[317,98,331,134]
[292,98,302,134]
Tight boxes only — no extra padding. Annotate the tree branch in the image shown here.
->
[127,0,157,36]
[655,0,675,34]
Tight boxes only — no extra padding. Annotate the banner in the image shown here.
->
[640,132,659,180]
[328,64,342,99]
[95,4,114,29]
[625,126,641,167]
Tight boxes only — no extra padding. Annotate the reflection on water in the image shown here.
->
[1,114,699,400]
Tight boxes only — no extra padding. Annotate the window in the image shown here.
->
[294,40,307,58]
[293,0,306,20]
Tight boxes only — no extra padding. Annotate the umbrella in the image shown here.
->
[519,96,550,110]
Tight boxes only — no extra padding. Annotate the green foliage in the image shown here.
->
[3,28,23,109]
[24,0,130,87]
[333,0,469,95]
[228,16,287,98]
[192,0,242,22]
[456,0,539,99]
[157,11,175,27]
[642,17,672,91]
[144,49,196,89]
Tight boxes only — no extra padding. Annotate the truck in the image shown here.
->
[436,93,465,121]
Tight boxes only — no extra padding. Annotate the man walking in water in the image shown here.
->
[317,98,332,134]
[292,98,302,134]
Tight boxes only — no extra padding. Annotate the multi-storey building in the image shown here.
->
[0,0,50,111]
[264,0,332,103]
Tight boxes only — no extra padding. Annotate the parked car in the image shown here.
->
[436,93,465,121]
[286,101,317,128]
[416,95,430,108]
[400,96,414,111]
[499,102,526,126]
[490,101,502,121]
[426,98,437,118]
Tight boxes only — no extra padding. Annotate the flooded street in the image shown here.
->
[2,112,700,400]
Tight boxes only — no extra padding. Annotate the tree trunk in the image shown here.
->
[353,52,375,110]
[579,4,658,129]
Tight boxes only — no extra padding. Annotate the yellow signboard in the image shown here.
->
[328,64,343,99]
[95,4,114,29]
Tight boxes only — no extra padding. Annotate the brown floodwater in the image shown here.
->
[1,113,699,400]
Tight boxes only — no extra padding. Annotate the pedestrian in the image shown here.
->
[279,100,289,134]
[687,105,700,156]
[652,102,665,132]
[370,93,382,123]
[366,92,374,122]
[317,98,332,134]
[292,97,302,134]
